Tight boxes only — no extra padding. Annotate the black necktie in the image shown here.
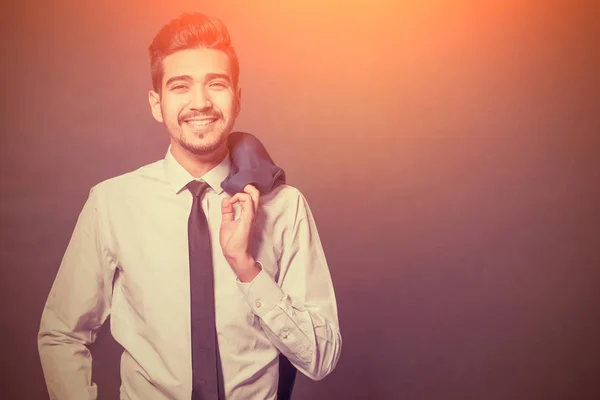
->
[187,180,222,400]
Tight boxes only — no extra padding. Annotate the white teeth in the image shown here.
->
[187,119,216,126]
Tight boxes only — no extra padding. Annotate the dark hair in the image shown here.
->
[148,13,239,93]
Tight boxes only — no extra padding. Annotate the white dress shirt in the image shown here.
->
[38,148,342,400]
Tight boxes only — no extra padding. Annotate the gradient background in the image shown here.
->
[1,0,599,399]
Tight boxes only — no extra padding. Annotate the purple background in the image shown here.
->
[0,0,599,399]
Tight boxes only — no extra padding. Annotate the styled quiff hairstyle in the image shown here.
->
[148,13,240,93]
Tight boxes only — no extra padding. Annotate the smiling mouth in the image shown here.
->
[185,117,218,127]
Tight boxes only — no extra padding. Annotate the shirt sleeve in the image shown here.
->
[237,191,342,380]
[37,186,117,400]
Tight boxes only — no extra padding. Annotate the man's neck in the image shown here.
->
[170,141,228,179]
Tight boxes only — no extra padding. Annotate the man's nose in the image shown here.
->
[189,86,212,109]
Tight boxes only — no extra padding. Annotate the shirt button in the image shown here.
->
[255,300,262,308]
[281,330,289,339]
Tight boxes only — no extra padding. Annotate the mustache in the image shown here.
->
[178,110,221,125]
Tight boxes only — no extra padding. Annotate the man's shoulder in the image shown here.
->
[258,184,321,235]
[260,184,311,213]
[90,159,166,196]
[264,183,303,200]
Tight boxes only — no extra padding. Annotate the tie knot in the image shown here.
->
[186,180,211,198]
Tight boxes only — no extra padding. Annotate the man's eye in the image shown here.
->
[171,85,188,91]
[209,81,228,89]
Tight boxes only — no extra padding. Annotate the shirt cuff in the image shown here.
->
[236,264,285,318]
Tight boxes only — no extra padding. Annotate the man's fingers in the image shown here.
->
[242,185,260,212]
[226,185,260,222]
[229,192,251,205]
[221,197,235,223]
[228,192,256,220]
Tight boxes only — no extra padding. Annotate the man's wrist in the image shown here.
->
[229,255,261,282]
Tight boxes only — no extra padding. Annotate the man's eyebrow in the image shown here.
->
[165,75,193,87]
[204,73,232,83]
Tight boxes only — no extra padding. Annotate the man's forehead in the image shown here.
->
[162,48,232,81]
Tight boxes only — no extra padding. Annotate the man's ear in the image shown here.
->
[235,87,242,117]
[148,90,163,122]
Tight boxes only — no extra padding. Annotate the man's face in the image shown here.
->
[149,48,241,157]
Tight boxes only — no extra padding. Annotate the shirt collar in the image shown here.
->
[163,145,231,195]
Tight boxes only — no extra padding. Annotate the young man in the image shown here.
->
[38,13,341,400]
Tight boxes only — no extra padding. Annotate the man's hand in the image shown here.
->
[220,184,261,282]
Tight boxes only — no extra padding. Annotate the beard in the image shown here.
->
[175,116,230,156]
[175,129,229,156]
[164,105,237,156]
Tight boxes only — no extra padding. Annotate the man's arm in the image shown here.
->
[38,186,116,400]
[222,186,342,380]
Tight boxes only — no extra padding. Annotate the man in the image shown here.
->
[38,12,341,400]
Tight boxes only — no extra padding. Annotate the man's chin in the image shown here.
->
[178,137,227,157]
